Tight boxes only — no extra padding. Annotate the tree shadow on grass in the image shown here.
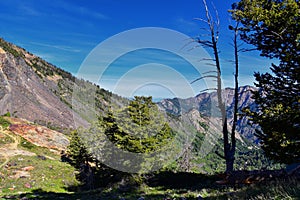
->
[4,171,297,200]
[1,172,226,200]
[145,171,222,190]
[0,172,220,200]
[3,188,134,200]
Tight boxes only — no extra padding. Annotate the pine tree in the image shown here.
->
[67,130,92,168]
[101,96,174,154]
[232,0,300,164]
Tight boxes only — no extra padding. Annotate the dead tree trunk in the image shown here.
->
[194,0,240,174]
[228,23,240,173]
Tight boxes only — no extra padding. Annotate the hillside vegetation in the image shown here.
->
[0,0,299,197]
[0,123,299,199]
[1,36,298,199]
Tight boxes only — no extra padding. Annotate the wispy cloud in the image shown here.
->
[78,7,108,20]
[56,0,109,20]
[30,42,81,53]
[19,5,42,16]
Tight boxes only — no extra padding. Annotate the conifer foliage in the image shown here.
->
[232,0,300,164]
[101,96,174,154]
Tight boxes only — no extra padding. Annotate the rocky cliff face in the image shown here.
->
[158,86,259,143]
[0,38,259,144]
[0,38,123,130]
[0,48,86,129]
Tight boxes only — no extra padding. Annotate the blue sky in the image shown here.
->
[0,0,275,99]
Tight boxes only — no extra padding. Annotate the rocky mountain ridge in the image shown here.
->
[0,38,258,143]
[158,85,259,143]
[0,38,126,131]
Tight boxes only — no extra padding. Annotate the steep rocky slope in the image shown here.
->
[0,38,126,130]
[159,86,259,143]
[0,38,258,144]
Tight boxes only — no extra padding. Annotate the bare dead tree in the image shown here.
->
[226,22,241,173]
[193,0,240,174]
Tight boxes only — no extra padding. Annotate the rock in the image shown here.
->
[12,170,30,179]
[0,38,89,130]
[10,123,69,151]
[22,166,34,171]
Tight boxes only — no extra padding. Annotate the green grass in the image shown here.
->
[0,134,79,197]
[0,155,79,196]
[1,170,299,199]
[3,178,299,199]
[0,127,298,199]
[0,117,11,129]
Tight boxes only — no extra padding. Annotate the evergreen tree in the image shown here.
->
[67,130,92,168]
[232,0,300,164]
[66,130,96,189]
[127,96,153,126]
[101,96,174,154]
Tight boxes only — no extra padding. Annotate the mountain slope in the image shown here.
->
[158,86,259,143]
[0,116,78,195]
[0,38,126,130]
[0,38,280,176]
[0,38,258,144]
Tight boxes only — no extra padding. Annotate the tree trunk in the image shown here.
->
[196,0,239,174]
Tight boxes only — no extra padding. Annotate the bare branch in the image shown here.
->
[194,17,208,24]
[198,33,213,37]
[202,70,218,75]
[269,30,285,40]
[237,43,244,48]
[199,88,218,93]
[181,39,199,51]
[196,0,236,173]
[191,75,218,84]
[211,2,220,41]
[204,63,217,67]
[196,39,214,48]
[240,48,258,52]
[199,58,216,61]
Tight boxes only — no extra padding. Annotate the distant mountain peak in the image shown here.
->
[158,85,259,143]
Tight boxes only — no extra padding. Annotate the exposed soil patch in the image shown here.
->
[9,123,69,152]
[0,127,35,169]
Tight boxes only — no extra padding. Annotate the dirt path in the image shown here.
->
[0,127,35,168]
